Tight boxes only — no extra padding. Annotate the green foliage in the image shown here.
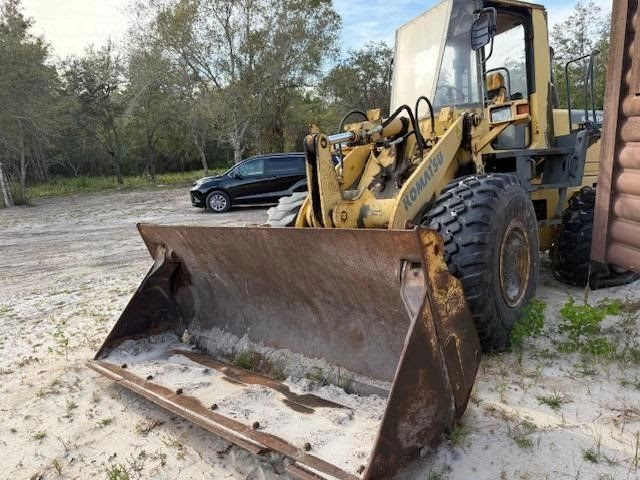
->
[536,392,568,412]
[28,170,212,198]
[105,464,130,480]
[233,351,260,371]
[509,420,537,449]
[9,181,31,206]
[447,423,469,447]
[551,1,610,110]
[511,299,546,352]
[305,367,330,387]
[558,298,620,354]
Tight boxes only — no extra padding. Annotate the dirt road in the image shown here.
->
[1,186,639,479]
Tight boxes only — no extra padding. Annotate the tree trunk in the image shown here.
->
[115,160,123,185]
[18,128,27,188]
[193,134,209,176]
[0,162,13,207]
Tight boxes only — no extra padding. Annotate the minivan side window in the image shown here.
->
[266,157,305,174]
[236,159,265,177]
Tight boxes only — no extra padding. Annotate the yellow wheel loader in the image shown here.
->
[90,0,639,478]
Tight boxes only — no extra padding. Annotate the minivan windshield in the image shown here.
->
[391,0,482,113]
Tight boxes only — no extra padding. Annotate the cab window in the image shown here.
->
[236,159,265,177]
[485,14,530,149]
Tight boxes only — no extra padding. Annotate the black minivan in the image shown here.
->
[190,153,307,213]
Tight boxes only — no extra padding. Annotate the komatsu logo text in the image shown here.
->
[402,151,445,210]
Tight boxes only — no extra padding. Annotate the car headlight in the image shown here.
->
[490,106,512,124]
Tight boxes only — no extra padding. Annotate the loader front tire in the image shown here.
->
[550,186,639,288]
[424,174,539,351]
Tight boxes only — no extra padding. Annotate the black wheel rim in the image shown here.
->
[209,194,227,212]
[499,219,531,308]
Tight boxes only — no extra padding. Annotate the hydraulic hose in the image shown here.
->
[415,96,436,139]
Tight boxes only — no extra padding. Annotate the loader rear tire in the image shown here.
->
[267,192,307,227]
[424,174,539,351]
[549,186,640,289]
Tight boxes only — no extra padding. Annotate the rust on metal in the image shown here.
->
[593,0,640,271]
[172,350,347,414]
[91,226,480,479]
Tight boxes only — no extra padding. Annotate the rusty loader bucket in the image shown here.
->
[88,225,480,479]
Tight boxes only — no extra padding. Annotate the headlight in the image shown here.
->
[490,106,512,124]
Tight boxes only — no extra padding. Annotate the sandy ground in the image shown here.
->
[1,186,639,480]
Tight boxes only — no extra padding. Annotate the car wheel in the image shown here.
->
[206,191,231,213]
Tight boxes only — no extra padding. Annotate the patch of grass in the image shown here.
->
[447,423,469,447]
[509,420,537,449]
[305,366,330,387]
[582,436,602,464]
[97,417,113,427]
[269,364,287,381]
[66,400,78,413]
[27,170,221,199]
[52,458,63,475]
[105,464,130,480]
[427,471,449,480]
[511,299,546,353]
[33,430,47,441]
[2,181,32,207]
[536,392,568,412]
[233,351,260,371]
[135,419,163,436]
[557,298,620,355]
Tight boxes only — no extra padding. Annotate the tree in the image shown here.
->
[139,0,340,162]
[62,42,128,183]
[551,1,611,111]
[0,0,58,187]
[127,46,181,180]
[321,42,393,119]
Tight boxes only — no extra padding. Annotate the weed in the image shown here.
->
[52,459,62,475]
[105,464,130,480]
[8,182,32,206]
[582,436,602,464]
[97,417,113,427]
[305,366,330,387]
[49,320,71,357]
[427,471,449,480]
[509,420,537,449]
[557,298,620,354]
[582,338,616,357]
[135,419,163,436]
[233,351,259,371]
[269,364,287,381]
[536,392,568,412]
[33,430,47,441]
[448,423,469,447]
[65,400,78,415]
[511,299,546,353]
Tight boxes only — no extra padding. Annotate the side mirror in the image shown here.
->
[471,8,497,60]
[231,170,242,179]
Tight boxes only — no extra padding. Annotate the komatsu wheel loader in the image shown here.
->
[90,1,640,479]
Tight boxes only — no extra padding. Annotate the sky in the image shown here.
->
[18,0,613,59]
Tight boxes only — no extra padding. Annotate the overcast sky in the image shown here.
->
[19,0,612,59]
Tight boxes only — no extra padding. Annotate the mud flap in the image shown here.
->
[88,225,480,479]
